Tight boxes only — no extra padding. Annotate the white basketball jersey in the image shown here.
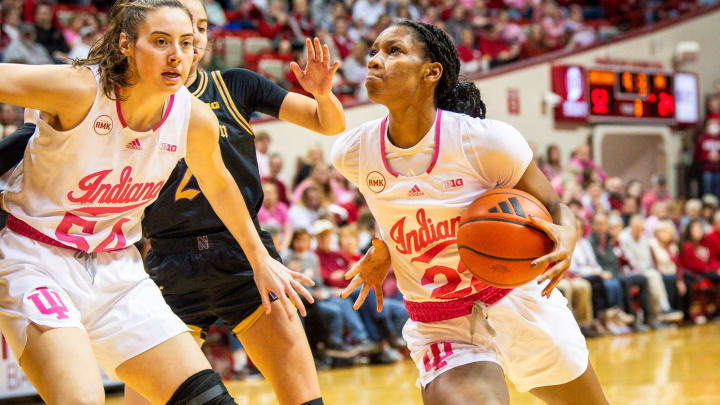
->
[332,110,532,303]
[2,66,191,253]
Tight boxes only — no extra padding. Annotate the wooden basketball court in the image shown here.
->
[76,323,720,405]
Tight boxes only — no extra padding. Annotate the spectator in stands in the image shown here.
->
[3,23,53,64]
[680,219,720,322]
[625,179,644,203]
[522,22,552,58]
[445,4,472,44]
[332,18,354,60]
[258,0,293,42]
[619,215,684,325]
[556,267,595,336]
[497,9,527,45]
[205,0,228,27]
[569,216,634,335]
[255,131,271,178]
[541,143,563,188]
[703,210,720,263]
[293,144,324,188]
[288,185,325,231]
[457,27,483,74]
[641,174,672,215]
[352,0,386,30]
[258,182,292,251]
[539,0,567,48]
[2,6,22,45]
[566,143,607,186]
[33,2,69,63]
[702,194,718,225]
[282,228,371,358]
[314,220,398,363]
[649,220,687,317]
[477,22,521,68]
[694,118,720,197]
[68,26,96,60]
[565,4,597,49]
[504,0,539,19]
[645,200,669,238]
[342,41,369,98]
[293,162,334,205]
[262,153,290,205]
[0,103,21,127]
[604,177,624,211]
[706,93,720,121]
[581,180,609,215]
[289,0,314,42]
[589,212,653,330]
[681,198,706,232]
[621,195,640,226]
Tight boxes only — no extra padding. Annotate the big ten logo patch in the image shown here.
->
[208,101,220,110]
[219,125,229,138]
[93,115,113,135]
[367,171,386,193]
[24,287,71,320]
[441,178,464,191]
[160,142,178,152]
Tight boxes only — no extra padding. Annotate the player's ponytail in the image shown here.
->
[73,0,192,100]
[394,21,487,119]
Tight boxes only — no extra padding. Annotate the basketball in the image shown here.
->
[457,188,554,288]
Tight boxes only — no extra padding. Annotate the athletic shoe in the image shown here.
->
[658,310,684,323]
[325,343,360,359]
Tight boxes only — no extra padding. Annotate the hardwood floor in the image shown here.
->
[35,323,720,404]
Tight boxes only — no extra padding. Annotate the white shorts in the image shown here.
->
[0,229,188,380]
[404,279,589,392]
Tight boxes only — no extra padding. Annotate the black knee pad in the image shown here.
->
[166,369,236,405]
[300,399,325,405]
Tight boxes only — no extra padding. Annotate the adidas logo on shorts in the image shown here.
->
[126,138,142,150]
[408,184,424,197]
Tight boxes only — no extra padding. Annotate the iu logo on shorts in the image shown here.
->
[423,342,454,372]
[26,287,70,320]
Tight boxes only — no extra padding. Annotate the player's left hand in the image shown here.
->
[290,37,340,98]
[528,214,577,298]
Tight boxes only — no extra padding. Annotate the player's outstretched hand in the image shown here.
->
[341,239,392,312]
[253,255,315,321]
[290,37,340,98]
[529,214,577,299]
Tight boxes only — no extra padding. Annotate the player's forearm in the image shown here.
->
[314,93,345,135]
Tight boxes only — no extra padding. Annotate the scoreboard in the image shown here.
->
[552,65,698,124]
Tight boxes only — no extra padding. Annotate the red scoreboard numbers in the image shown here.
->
[552,65,696,124]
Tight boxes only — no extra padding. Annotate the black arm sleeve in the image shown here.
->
[221,68,289,119]
[0,123,36,175]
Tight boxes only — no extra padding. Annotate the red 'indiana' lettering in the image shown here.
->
[67,166,164,205]
[389,209,460,255]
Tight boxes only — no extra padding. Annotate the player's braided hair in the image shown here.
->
[73,0,193,101]
[394,21,487,119]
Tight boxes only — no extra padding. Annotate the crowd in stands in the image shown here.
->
[0,0,716,106]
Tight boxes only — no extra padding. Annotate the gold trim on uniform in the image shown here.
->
[210,70,254,135]
[191,71,208,98]
[231,304,266,336]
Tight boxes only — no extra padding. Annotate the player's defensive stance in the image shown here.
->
[331,21,609,405]
[0,1,312,404]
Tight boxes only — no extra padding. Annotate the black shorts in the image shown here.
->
[146,229,281,337]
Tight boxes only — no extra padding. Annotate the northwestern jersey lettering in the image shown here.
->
[142,69,288,240]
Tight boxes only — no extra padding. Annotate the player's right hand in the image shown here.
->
[341,239,392,312]
[253,255,315,321]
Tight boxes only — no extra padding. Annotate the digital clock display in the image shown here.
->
[587,69,675,121]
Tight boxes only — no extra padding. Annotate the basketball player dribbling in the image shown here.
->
[0,1,313,403]
[331,22,609,404]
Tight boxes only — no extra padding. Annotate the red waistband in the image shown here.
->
[7,214,78,251]
[404,287,513,323]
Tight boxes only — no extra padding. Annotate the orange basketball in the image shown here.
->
[457,188,554,288]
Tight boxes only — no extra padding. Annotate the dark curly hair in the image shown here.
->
[393,20,486,119]
[73,0,192,101]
